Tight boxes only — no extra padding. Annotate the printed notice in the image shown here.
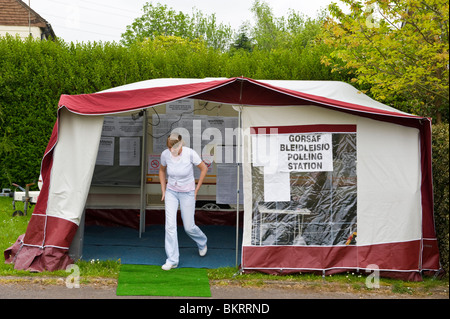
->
[264,168,290,202]
[101,116,143,137]
[148,154,161,174]
[166,99,194,114]
[119,137,140,166]
[95,137,114,166]
[117,117,143,137]
[100,117,117,137]
[278,133,333,172]
[216,163,244,204]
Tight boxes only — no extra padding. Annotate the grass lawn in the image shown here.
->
[0,197,447,297]
[0,196,120,278]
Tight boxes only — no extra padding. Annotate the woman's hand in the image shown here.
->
[195,161,208,201]
[159,164,167,202]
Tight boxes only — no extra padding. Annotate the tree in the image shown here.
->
[250,0,289,50]
[120,2,233,51]
[230,24,253,52]
[249,1,331,52]
[322,0,449,122]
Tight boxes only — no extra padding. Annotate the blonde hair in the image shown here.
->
[167,133,182,148]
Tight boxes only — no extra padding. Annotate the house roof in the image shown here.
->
[0,0,48,28]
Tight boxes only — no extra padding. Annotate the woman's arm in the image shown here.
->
[159,164,167,201]
[195,161,208,200]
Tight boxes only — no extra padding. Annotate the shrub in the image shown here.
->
[432,123,449,275]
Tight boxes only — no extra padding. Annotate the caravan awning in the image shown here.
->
[57,78,434,240]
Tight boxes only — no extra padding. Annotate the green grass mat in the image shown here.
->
[116,264,211,297]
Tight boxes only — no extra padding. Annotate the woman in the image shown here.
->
[159,133,208,270]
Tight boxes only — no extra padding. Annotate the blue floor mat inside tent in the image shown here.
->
[82,225,242,268]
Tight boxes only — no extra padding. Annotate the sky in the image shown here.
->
[28,0,339,44]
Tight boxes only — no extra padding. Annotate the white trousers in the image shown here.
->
[164,188,207,265]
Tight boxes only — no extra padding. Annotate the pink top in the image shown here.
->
[167,180,196,192]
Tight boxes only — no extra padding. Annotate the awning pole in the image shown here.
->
[235,105,242,268]
[139,109,148,238]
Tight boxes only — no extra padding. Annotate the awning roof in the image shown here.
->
[58,77,422,121]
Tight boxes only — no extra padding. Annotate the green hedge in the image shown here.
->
[0,35,340,188]
[0,38,135,188]
[432,124,449,275]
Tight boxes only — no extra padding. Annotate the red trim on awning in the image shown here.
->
[422,238,441,270]
[44,216,78,248]
[22,215,77,249]
[242,240,439,273]
[58,78,237,115]
[7,245,73,272]
[244,78,420,119]
[22,214,46,246]
[250,124,357,134]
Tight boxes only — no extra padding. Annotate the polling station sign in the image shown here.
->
[251,124,356,173]
[278,133,333,172]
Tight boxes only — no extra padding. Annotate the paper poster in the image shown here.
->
[116,116,143,137]
[252,128,336,202]
[216,164,244,204]
[166,99,194,114]
[148,154,161,174]
[253,133,333,172]
[101,116,143,137]
[119,137,140,166]
[263,167,290,202]
[100,117,117,137]
[95,137,114,166]
[278,133,333,172]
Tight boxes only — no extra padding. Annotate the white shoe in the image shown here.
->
[161,263,177,271]
[199,245,207,257]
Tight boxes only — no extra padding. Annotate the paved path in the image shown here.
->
[0,278,447,300]
[1,278,447,318]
